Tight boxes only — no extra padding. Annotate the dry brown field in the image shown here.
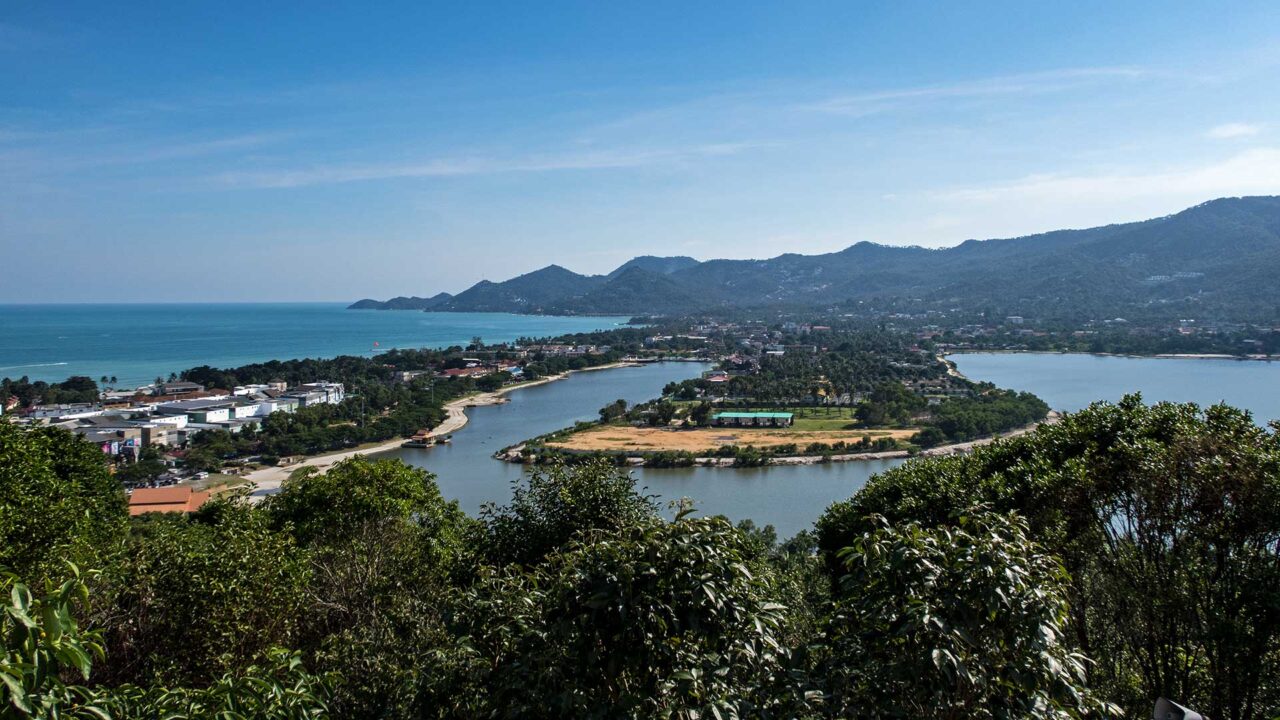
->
[544,425,918,453]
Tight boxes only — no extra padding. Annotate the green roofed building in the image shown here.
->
[710,411,794,428]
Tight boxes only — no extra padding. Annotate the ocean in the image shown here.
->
[0,304,631,388]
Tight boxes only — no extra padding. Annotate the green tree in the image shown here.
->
[688,401,714,427]
[99,499,310,686]
[476,372,509,393]
[0,567,109,719]
[1,566,330,720]
[598,398,627,423]
[100,648,332,720]
[818,395,1280,719]
[439,510,808,719]
[265,458,471,717]
[266,457,467,549]
[0,424,127,585]
[114,446,166,486]
[479,460,657,566]
[822,511,1115,719]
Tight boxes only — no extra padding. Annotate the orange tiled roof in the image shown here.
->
[128,486,211,516]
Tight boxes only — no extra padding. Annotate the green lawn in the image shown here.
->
[192,473,249,493]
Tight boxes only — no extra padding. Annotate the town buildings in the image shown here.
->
[10,380,345,456]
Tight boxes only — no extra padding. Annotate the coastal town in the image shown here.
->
[2,319,1058,520]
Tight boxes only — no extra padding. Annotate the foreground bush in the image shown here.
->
[822,512,1115,719]
[818,395,1280,718]
[437,509,810,719]
[1,569,330,720]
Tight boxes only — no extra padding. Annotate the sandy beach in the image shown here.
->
[245,361,639,499]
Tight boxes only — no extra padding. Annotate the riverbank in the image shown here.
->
[500,410,1061,468]
[425,361,641,438]
[245,360,641,499]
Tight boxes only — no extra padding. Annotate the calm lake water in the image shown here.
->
[949,352,1280,423]
[382,361,902,539]
[0,304,630,387]
[388,352,1280,539]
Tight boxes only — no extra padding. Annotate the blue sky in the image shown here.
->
[3,1,1279,302]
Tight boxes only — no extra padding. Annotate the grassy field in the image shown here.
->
[192,473,250,494]
[544,425,916,454]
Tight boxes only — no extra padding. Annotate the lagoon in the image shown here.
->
[382,361,902,539]
[388,352,1280,539]
[949,352,1280,423]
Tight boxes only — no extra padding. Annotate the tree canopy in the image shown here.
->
[3,395,1278,718]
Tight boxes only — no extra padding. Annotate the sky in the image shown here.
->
[3,1,1280,302]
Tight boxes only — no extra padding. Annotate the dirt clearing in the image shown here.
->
[545,425,918,453]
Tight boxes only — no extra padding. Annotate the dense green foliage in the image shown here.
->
[818,395,1280,719]
[479,460,657,566]
[822,512,1114,719]
[923,389,1050,444]
[5,393,1279,718]
[0,423,127,586]
[445,510,803,718]
[1,569,331,720]
[100,500,311,686]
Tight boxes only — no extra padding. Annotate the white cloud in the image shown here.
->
[877,147,1280,246]
[934,147,1280,205]
[1207,122,1262,139]
[214,142,760,189]
[803,67,1149,117]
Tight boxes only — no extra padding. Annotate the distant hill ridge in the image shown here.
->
[349,196,1280,321]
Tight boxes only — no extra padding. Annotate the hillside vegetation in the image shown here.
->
[352,196,1280,323]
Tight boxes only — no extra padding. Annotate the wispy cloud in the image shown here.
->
[1207,122,1262,139]
[804,66,1150,117]
[933,147,1280,205]
[0,132,290,182]
[213,142,760,189]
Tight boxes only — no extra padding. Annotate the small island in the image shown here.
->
[501,329,1050,467]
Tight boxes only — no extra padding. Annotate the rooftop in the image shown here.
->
[128,486,211,516]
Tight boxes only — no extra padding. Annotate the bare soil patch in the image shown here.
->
[546,425,918,453]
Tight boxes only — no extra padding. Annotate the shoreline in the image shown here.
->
[245,360,641,499]
[500,410,1061,468]
[423,361,642,438]
[944,349,1276,362]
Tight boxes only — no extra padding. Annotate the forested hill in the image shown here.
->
[351,196,1280,321]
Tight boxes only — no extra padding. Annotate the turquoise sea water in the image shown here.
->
[0,304,630,387]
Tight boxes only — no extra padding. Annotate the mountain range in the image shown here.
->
[350,197,1280,322]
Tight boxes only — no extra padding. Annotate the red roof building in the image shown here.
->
[128,486,211,516]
